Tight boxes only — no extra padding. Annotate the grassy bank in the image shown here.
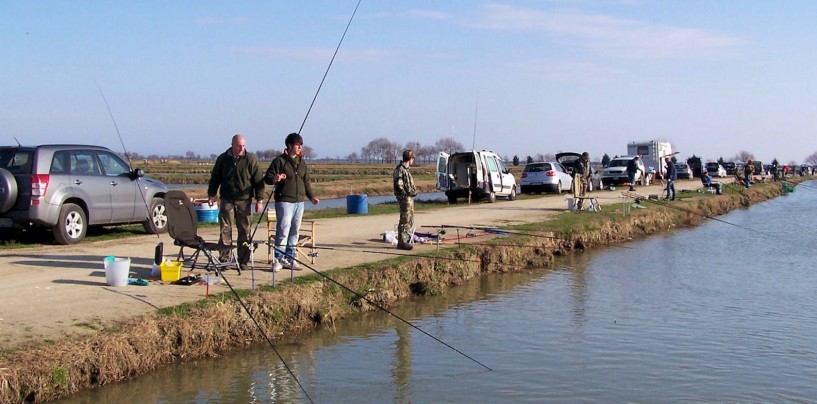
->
[0,180,797,402]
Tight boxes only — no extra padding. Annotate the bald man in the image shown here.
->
[207,134,267,271]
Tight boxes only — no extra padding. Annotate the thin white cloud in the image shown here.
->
[369,9,450,20]
[468,4,745,59]
[193,16,247,25]
[405,9,450,20]
[230,46,394,63]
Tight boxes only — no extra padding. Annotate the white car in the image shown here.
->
[600,156,647,188]
[519,161,573,194]
[705,162,727,178]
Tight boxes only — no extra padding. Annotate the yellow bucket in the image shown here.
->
[160,260,182,282]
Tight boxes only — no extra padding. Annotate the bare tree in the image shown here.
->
[418,145,437,164]
[435,137,465,154]
[362,137,400,163]
[730,150,754,163]
[804,152,817,165]
[301,145,316,159]
[346,151,359,162]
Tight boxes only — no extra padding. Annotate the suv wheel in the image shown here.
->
[487,191,496,203]
[507,187,517,201]
[143,197,168,234]
[53,203,87,245]
[0,168,18,213]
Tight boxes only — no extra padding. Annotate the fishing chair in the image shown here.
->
[164,190,241,274]
[266,208,317,264]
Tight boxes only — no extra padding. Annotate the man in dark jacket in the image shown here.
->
[572,152,591,209]
[264,133,320,271]
[393,149,417,250]
[664,157,677,201]
[208,134,267,271]
[626,156,643,192]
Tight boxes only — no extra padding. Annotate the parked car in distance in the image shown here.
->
[706,162,727,177]
[722,161,737,175]
[520,161,573,194]
[436,150,517,203]
[0,144,168,244]
[601,156,647,187]
[675,162,693,179]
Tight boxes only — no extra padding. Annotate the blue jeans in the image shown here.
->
[666,179,675,200]
[628,172,636,191]
[274,201,304,263]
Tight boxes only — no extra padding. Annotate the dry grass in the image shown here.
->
[0,180,794,403]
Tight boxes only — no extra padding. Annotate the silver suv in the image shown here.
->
[0,144,168,244]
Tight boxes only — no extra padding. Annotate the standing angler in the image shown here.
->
[208,134,267,272]
[664,157,677,201]
[393,149,417,250]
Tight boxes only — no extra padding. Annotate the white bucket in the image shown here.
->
[104,256,131,287]
[566,197,576,211]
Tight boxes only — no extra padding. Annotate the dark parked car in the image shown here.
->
[0,144,168,244]
[722,161,737,175]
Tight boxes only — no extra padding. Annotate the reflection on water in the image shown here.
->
[60,182,817,403]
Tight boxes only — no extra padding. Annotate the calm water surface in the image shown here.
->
[61,182,817,403]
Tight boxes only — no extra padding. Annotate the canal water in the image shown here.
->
[60,182,817,403]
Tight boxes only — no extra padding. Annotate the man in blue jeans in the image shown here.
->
[664,157,677,201]
[264,133,320,272]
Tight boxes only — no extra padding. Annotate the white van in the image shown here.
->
[436,150,517,203]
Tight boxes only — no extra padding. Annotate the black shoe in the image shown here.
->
[397,243,413,251]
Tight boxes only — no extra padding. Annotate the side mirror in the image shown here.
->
[132,168,145,179]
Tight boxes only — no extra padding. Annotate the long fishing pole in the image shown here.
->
[290,255,493,371]
[200,244,314,403]
[247,0,362,247]
[422,224,631,248]
[97,85,160,235]
[621,190,774,237]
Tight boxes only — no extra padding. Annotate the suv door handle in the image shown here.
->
[109,181,118,186]
[73,179,83,185]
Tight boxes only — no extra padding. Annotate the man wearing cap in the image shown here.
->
[393,150,417,250]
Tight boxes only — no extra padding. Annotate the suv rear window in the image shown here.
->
[0,149,33,174]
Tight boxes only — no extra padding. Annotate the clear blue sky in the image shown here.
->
[3,1,816,164]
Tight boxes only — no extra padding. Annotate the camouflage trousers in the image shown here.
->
[397,197,414,245]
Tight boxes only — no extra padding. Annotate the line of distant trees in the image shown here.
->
[124,143,817,167]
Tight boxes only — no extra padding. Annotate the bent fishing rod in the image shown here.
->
[247,0,362,247]
[621,190,774,237]
[97,86,160,236]
[288,255,493,371]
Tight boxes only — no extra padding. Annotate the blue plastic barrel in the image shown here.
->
[346,194,368,214]
[194,204,219,223]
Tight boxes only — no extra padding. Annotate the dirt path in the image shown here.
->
[0,181,704,350]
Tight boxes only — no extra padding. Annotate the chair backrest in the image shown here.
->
[164,190,200,245]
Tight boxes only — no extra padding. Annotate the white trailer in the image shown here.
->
[627,140,674,178]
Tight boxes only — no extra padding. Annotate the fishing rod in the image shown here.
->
[421,224,633,249]
[97,85,160,236]
[620,190,774,237]
[199,244,315,403]
[310,244,483,263]
[247,0,362,249]
[288,255,493,371]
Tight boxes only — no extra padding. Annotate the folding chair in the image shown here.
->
[164,190,240,274]
[266,208,317,264]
